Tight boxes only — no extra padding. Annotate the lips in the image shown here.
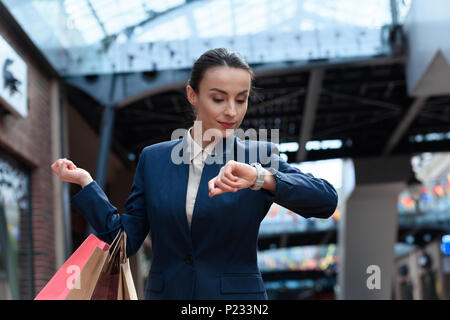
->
[218,121,235,129]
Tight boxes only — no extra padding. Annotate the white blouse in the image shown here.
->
[184,126,219,228]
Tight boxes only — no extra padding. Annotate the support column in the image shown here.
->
[95,104,115,189]
[51,78,72,274]
[86,74,117,236]
[337,155,411,299]
[297,68,324,162]
[85,103,116,236]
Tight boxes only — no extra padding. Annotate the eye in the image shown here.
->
[237,100,246,104]
[213,98,224,103]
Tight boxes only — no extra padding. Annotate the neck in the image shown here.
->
[190,127,224,150]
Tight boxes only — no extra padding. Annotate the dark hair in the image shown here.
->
[187,48,256,119]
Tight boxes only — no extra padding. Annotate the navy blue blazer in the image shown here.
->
[71,131,338,300]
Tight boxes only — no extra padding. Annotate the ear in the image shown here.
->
[186,85,198,106]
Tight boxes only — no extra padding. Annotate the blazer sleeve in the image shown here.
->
[261,142,338,219]
[70,148,149,258]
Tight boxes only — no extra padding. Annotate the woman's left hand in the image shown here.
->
[208,160,257,197]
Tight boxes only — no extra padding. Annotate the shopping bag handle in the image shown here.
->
[109,228,123,250]
[109,229,123,255]
[108,229,130,265]
[119,231,127,263]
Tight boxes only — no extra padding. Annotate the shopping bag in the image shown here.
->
[118,232,138,300]
[34,233,110,300]
[35,229,138,300]
[119,260,138,299]
[91,230,138,300]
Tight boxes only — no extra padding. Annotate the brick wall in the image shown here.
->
[0,8,141,299]
[0,17,56,299]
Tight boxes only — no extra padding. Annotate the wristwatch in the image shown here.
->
[250,162,265,190]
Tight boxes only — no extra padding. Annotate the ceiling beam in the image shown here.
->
[85,0,108,38]
[313,111,398,140]
[382,97,428,155]
[390,0,399,25]
[248,88,306,115]
[296,68,324,162]
[321,89,403,112]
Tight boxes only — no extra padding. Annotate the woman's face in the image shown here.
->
[187,66,251,144]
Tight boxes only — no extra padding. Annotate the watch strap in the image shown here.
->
[250,162,265,190]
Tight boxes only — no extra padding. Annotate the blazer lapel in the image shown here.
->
[171,130,237,247]
[170,137,192,246]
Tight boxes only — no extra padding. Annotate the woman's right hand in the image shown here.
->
[51,158,93,188]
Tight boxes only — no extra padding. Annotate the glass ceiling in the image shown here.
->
[2,0,412,76]
[63,0,185,44]
[2,0,186,47]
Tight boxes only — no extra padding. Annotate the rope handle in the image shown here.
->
[94,225,128,265]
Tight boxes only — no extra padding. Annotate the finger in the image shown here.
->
[60,159,75,171]
[220,167,240,186]
[224,164,238,182]
[60,161,69,173]
[66,160,77,170]
[57,159,65,175]
[219,174,240,190]
[60,163,78,182]
[208,177,229,197]
[210,188,225,197]
[215,177,237,193]
[220,165,240,188]
[53,159,62,168]
[209,181,226,197]
[208,177,217,194]
[50,161,58,172]
[208,179,221,197]
[61,161,75,175]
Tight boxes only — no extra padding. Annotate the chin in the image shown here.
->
[222,128,235,138]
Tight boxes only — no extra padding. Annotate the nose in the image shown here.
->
[224,100,237,118]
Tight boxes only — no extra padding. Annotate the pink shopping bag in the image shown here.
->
[34,234,110,300]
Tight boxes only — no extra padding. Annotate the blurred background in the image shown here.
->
[0,0,449,300]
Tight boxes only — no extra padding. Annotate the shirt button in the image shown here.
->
[185,254,193,266]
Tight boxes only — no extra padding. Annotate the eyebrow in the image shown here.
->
[210,88,249,95]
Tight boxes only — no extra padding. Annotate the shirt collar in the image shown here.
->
[182,126,235,163]
[185,126,217,162]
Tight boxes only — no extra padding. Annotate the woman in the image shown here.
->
[51,48,338,300]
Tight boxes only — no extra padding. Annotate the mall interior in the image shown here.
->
[0,0,450,300]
